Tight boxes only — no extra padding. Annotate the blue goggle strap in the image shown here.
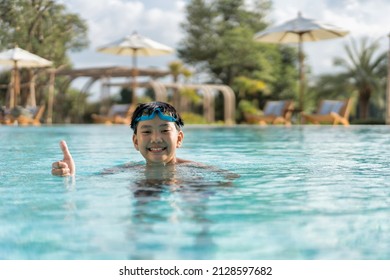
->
[135,108,177,123]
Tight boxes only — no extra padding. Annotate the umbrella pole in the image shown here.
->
[47,69,55,125]
[298,35,305,123]
[12,62,20,108]
[8,69,15,109]
[28,69,37,107]
[298,34,305,124]
[386,33,390,124]
[131,50,138,106]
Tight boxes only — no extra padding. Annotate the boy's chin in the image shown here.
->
[146,157,175,166]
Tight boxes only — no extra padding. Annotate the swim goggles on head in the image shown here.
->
[134,108,178,123]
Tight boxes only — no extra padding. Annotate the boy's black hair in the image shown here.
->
[130,101,184,133]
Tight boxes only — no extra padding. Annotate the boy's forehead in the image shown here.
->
[138,119,175,128]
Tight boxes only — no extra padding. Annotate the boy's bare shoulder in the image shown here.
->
[176,158,212,169]
[176,158,203,165]
[100,162,143,174]
[176,158,240,179]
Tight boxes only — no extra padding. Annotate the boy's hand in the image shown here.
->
[51,140,76,176]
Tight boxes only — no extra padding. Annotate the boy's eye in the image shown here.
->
[162,129,171,133]
[141,131,151,134]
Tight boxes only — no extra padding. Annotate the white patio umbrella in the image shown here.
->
[254,12,349,113]
[97,31,174,104]
[0,46,52,108]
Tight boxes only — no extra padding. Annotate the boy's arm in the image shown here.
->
[51,140,76,176]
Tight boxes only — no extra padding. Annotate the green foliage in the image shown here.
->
[307,73,357,113]
[237,99,262,123]
[178,0,220,65]
[0,0,89,122]
[0,71,10,106]
[238,99,260,114]
[333,37,387,120]
[233,76,267,98]
[181,111,208,124]
[53,88,89,123]
[266,46,298,100]
[179,87,202,105]
[350,118,386,125]
[117,88,133,104]
[0,0,89,67]
[142,87,155,101]
[178,0,277,85]
[168,60,193,83]
[178,0,298,118]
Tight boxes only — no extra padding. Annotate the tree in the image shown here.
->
[0,0,89,67]
[168,60,193,108]
[169,61,193,83]
[62,88,89,123]
[178,0,271,84]
[233,76,267,98]
[178,0,298,111]
[0,0,89,121]
[234,76,267,122]
[333,37,387,119]
[118,88,133,104]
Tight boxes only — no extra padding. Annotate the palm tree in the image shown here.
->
[168,61,192,109]
[334,37,387,120]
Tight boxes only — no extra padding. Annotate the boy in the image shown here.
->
[51,101,192,176]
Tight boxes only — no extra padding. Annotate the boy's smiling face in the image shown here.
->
[132,116,184,165]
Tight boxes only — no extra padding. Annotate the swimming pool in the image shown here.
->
[1,124,390,260]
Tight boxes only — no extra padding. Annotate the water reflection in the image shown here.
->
[118,163,237,259]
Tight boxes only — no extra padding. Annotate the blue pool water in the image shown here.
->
[1,124,390,260]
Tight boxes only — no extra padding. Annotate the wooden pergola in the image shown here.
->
[49,66,170,123]
[51,66,236,124]
[1,67,51,109]
[148,81,236,125]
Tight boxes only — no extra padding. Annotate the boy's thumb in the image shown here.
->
[60,140,72,160]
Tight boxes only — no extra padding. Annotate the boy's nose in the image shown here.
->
[150,131,163,143]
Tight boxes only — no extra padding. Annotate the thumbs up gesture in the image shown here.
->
[51,140,76,176]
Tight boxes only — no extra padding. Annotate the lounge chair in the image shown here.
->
[0,107,11,125]
[244,100,294,125]
[18,105,46,126]
[1,105,45,126]
[301,98,351,126]
[91,104,132,125]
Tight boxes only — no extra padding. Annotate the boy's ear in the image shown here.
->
[132,134,139,150]
[176,131,184,148]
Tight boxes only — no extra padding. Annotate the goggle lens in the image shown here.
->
[135,108,178,123]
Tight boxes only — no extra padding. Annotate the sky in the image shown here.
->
[57,0,390,95]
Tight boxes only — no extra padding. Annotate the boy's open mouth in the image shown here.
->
[148,147,167,152]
